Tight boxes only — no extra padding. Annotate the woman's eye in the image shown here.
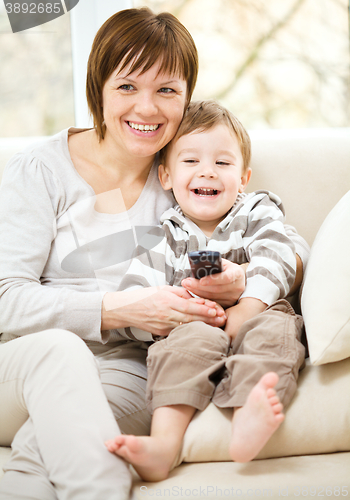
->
[119,84,134,91]
[159,87,175,94]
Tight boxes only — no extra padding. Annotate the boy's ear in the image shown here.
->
[158,164,173,190]
[239,167,252,193]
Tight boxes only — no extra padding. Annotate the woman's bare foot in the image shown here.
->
[229,372,284,463]
[105,435,177,482]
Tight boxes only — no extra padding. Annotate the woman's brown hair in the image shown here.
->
[86,7,198,140]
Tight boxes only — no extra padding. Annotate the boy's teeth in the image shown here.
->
[128,122,159,132]
[195,188,218,196]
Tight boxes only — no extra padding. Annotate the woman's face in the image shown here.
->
[102,60,187,161]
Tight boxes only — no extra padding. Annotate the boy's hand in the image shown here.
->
[224,297,267,341]
[181,259,247,307]
[188,296,227,324]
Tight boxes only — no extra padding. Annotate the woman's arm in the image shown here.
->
[288,253,303,296]
[0,155,105,342]
[284,224,310,296]
[0,153,225,343]
[102,286,226,338]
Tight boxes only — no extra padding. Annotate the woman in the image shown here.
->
[0,7,308,500]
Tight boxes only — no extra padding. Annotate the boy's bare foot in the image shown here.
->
[105,435,177,482]
[229,372,284,463]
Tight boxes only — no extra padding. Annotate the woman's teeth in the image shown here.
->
[194,188,218,196]
[128,122,159,132]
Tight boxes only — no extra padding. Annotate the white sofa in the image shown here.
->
[1,128,350,499]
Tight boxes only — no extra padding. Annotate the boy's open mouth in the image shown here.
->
[192,188,219,196]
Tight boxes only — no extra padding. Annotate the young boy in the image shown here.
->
[105,100,305,481]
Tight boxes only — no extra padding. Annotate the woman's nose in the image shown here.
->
[134,92,158,117]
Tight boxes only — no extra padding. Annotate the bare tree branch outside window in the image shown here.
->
[135,0,350,129]
[0,0,349,136]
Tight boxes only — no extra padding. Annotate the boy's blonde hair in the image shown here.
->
[160,100,251,171]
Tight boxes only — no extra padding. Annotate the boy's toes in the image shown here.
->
[268,395,280,406]
[275,413,285,424]
[105,435,125,452]
[272,402,283,414]
[266,388,277,399]
[261,372,279,390]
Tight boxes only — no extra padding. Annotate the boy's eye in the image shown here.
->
[216,161,230,166]
[183,159,198,164]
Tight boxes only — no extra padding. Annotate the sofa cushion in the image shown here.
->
[301,190,350,365]
[174,357,350,465]
[134,454,350,500]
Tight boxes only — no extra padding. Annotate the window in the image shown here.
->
[0,4,74,137]
[134,0,350,129]
[1,0,349,137]
[0,0,132,137]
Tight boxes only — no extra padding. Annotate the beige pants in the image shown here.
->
[0,330,150,500]
[146,300,305,413]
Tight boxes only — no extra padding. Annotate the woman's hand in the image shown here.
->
[102,286,226,337]
[181,259,247,308]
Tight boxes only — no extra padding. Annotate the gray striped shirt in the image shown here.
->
[117,191,296,342]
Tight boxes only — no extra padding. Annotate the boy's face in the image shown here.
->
[159,124,251,234]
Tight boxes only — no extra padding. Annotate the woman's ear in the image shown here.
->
[239,167,252,193]
[158,164,173,190]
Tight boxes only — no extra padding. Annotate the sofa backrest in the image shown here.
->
[1,129,349,247]
[247,128,350,246]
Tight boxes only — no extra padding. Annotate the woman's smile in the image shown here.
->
[127,121,161,133]
[102,62,187,160]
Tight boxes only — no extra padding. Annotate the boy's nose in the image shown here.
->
[198,166,217,178]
